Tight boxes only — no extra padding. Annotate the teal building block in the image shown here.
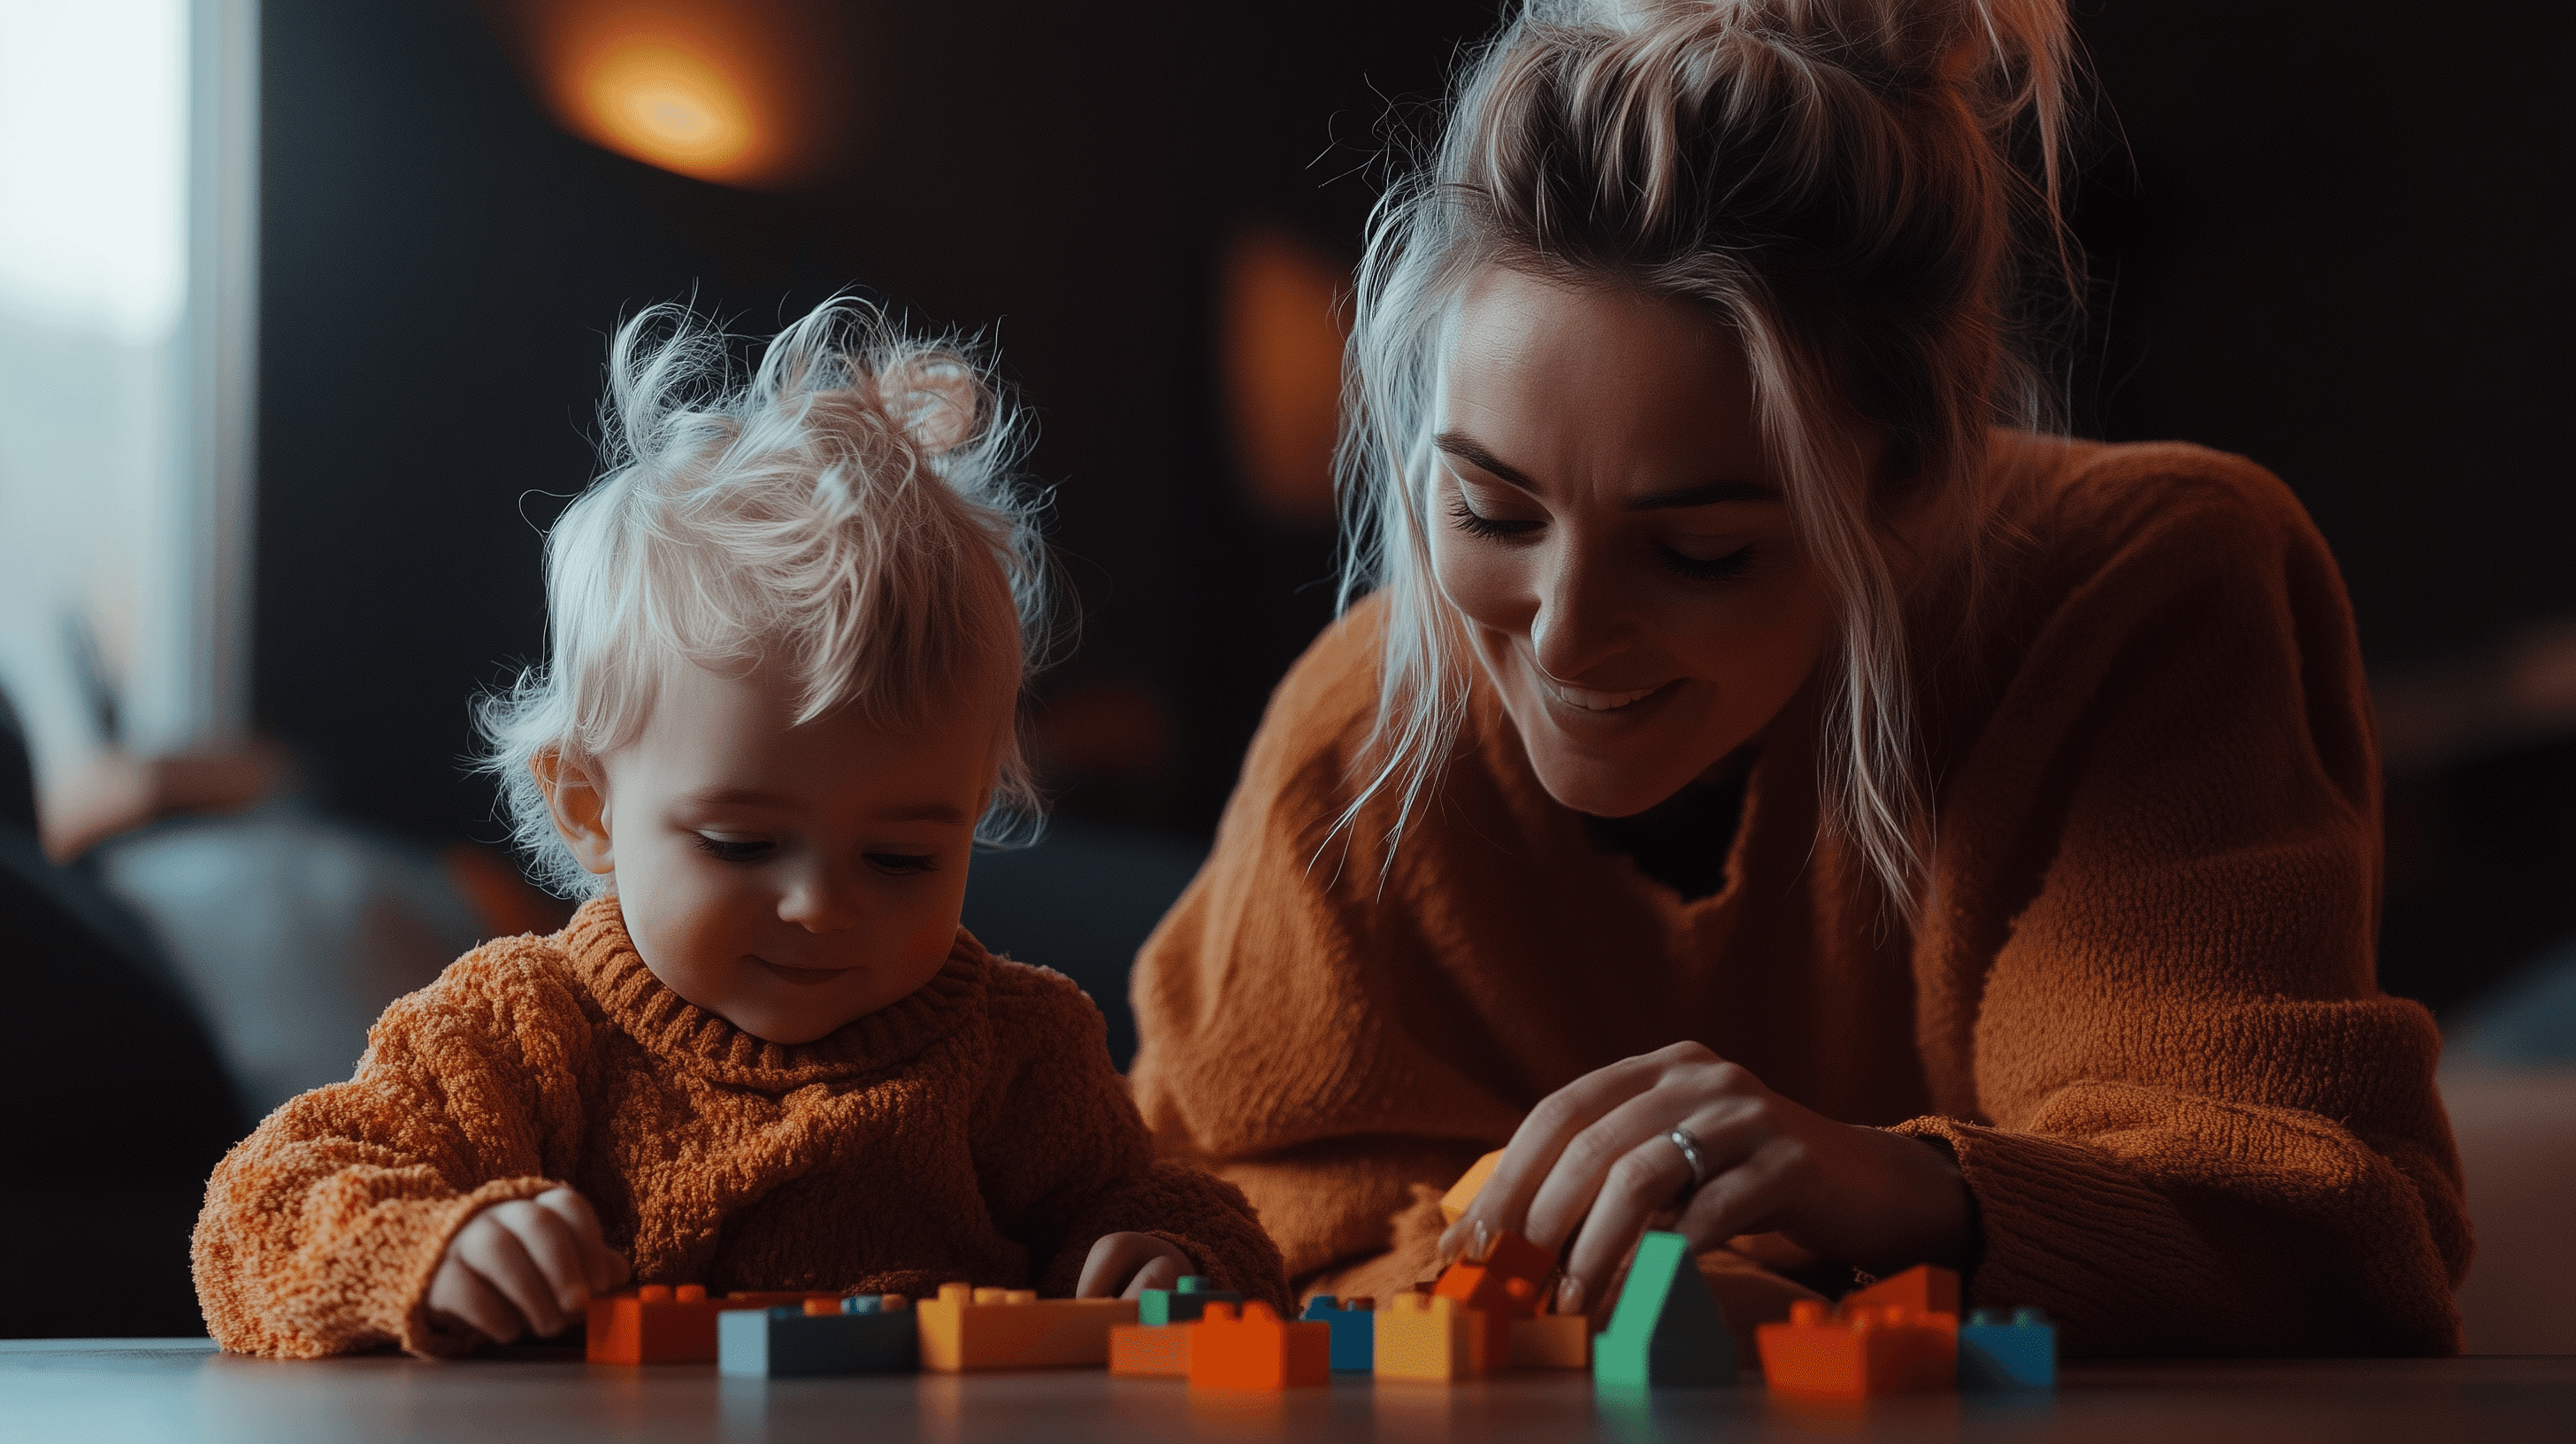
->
[1958,1307,2055,1390]
[1299,1296,1377,1372]
[1591,1231,1734,1387]
[717,1298,918,1378]
[1140,1275,1242,1326]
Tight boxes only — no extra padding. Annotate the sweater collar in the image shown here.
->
[561,896,987,1089]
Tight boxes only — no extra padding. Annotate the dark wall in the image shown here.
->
[252,1,2571,1007]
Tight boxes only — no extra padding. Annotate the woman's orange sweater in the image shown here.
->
[195,899,1287,1357]
[1130,435,2469,1357]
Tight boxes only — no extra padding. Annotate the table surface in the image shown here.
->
[2,1339,2568,1444]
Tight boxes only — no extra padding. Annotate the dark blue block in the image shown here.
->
[1958,1308,2055,1390]
[718,1302,918,1378]
[1300,1296,1376,1372]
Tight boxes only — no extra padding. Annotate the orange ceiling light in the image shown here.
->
[492,0,852,188]
[1222,229,1351,525]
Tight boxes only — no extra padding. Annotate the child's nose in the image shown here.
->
[777,864,862,932]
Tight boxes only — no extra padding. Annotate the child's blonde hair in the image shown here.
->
[479,296,1053,899]
[1337,0,2076,914]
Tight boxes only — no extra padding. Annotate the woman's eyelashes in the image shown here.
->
[1660,542,1760,583]
[1445,491,1542,540]
[863,852,936,876]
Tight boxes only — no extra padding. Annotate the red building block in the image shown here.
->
[1432,1230,1554,1321]
[1836,1264,1959,1321]
[1757,1301,1958,1400]
[584,1285,835,1365]
[1109,1321,1196,1378]
[1188,1301,1331,1390]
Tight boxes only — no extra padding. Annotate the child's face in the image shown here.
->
[555,660,1005,1045]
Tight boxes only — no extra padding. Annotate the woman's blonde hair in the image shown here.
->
[479,296,1053,898]
[1338,0,2076,912]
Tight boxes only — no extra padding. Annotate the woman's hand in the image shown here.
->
[1442,1042,1969,1317]
[426,1188,631,1344]
[1075,1233,1193,1299]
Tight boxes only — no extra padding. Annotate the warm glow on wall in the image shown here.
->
[1222,229,1350,524]
[489,0,855,188]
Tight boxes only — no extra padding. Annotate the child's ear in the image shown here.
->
[879,357,979,455]
[531,749,616,876]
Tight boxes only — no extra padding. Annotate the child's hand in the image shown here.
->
[426,1187,631,1343]
[1075,1232,1193,1299]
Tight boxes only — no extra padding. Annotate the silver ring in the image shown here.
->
[1664,1127,1707,1196]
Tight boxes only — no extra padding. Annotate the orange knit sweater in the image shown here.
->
[195,900,1286,1357]
[1131,434,2469,1357]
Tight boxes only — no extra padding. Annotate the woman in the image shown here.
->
[1129,0,2466,1355]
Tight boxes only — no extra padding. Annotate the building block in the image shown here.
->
[913,1284,1138,1371]
[1591,1231,1734,1387]
[1300,1296,1376,1372]
[1375,1293,1478,1381]
[1433,1230,1555,1320]
[1957,1307,2055,1390]
[1440,1148,1505,1224]
[1836,1264,1959,1321]
[1108,1321,1196,1378]
[1509,1313,1591,1370]
[1758,1300,1957,1400]
[1138,1275,1243,1326]
[1189,1301,1331,1390]
[717,1294,916,1378]
[584,1285,836,1365]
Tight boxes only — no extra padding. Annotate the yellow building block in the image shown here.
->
[1440,1149,1505,1225]
[914,1284,1138,1371]
[1508,1313,1591,1370]
[1375,1293,1477,1381]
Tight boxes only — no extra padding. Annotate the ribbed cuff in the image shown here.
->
[1889,1118,2211,1355]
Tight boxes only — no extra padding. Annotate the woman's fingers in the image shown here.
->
[427,1256,525,1344]
[1123,1252,1187,1300]
[1447,1044,1714,1260]
[1670,1137,1805,1256]
[456,1209,570,1338]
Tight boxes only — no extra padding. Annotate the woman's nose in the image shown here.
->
[1529,542,1636,682]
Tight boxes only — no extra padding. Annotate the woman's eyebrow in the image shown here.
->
[1435,430,1542,493]
[1627,480,1780,510]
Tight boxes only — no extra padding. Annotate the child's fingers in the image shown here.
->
[489,1200,596,1322]
[427,1255,525,1345]
[1123,1252,1187,1300]
[1073,1233,1136,1298]
[456,1210,571,1338]
[533,1187,629,1293]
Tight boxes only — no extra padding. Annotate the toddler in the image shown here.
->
[192,299,1287,1356]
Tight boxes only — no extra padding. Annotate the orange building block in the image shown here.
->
[1836,1264,1959,1321]
[1375,1293,1480,1381]
[1189,1301,1331,1390]
[1433,1230,1554,1321]
[1758,1301,1958,1400]
[584,1285,835,1364]
[1507,1312,1591,1370]
[1108,1321,1196,1378]
[1439,1149,1505,1224]
[914,1284,1138,1371]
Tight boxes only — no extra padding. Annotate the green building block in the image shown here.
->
[1591,1231,1734,1387]
[1140,1275,1242,1326]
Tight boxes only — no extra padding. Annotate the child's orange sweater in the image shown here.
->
[194,899,1287,1357]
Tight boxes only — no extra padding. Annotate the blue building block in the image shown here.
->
[717,1296,919,1378]
[1140,1275,1243,1326]
[1957,1307,2055,1391]
[1592,1231,1734,1387]
[1299,1295,1377,1372]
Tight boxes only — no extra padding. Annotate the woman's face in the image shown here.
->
[1430,268,1842,818]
